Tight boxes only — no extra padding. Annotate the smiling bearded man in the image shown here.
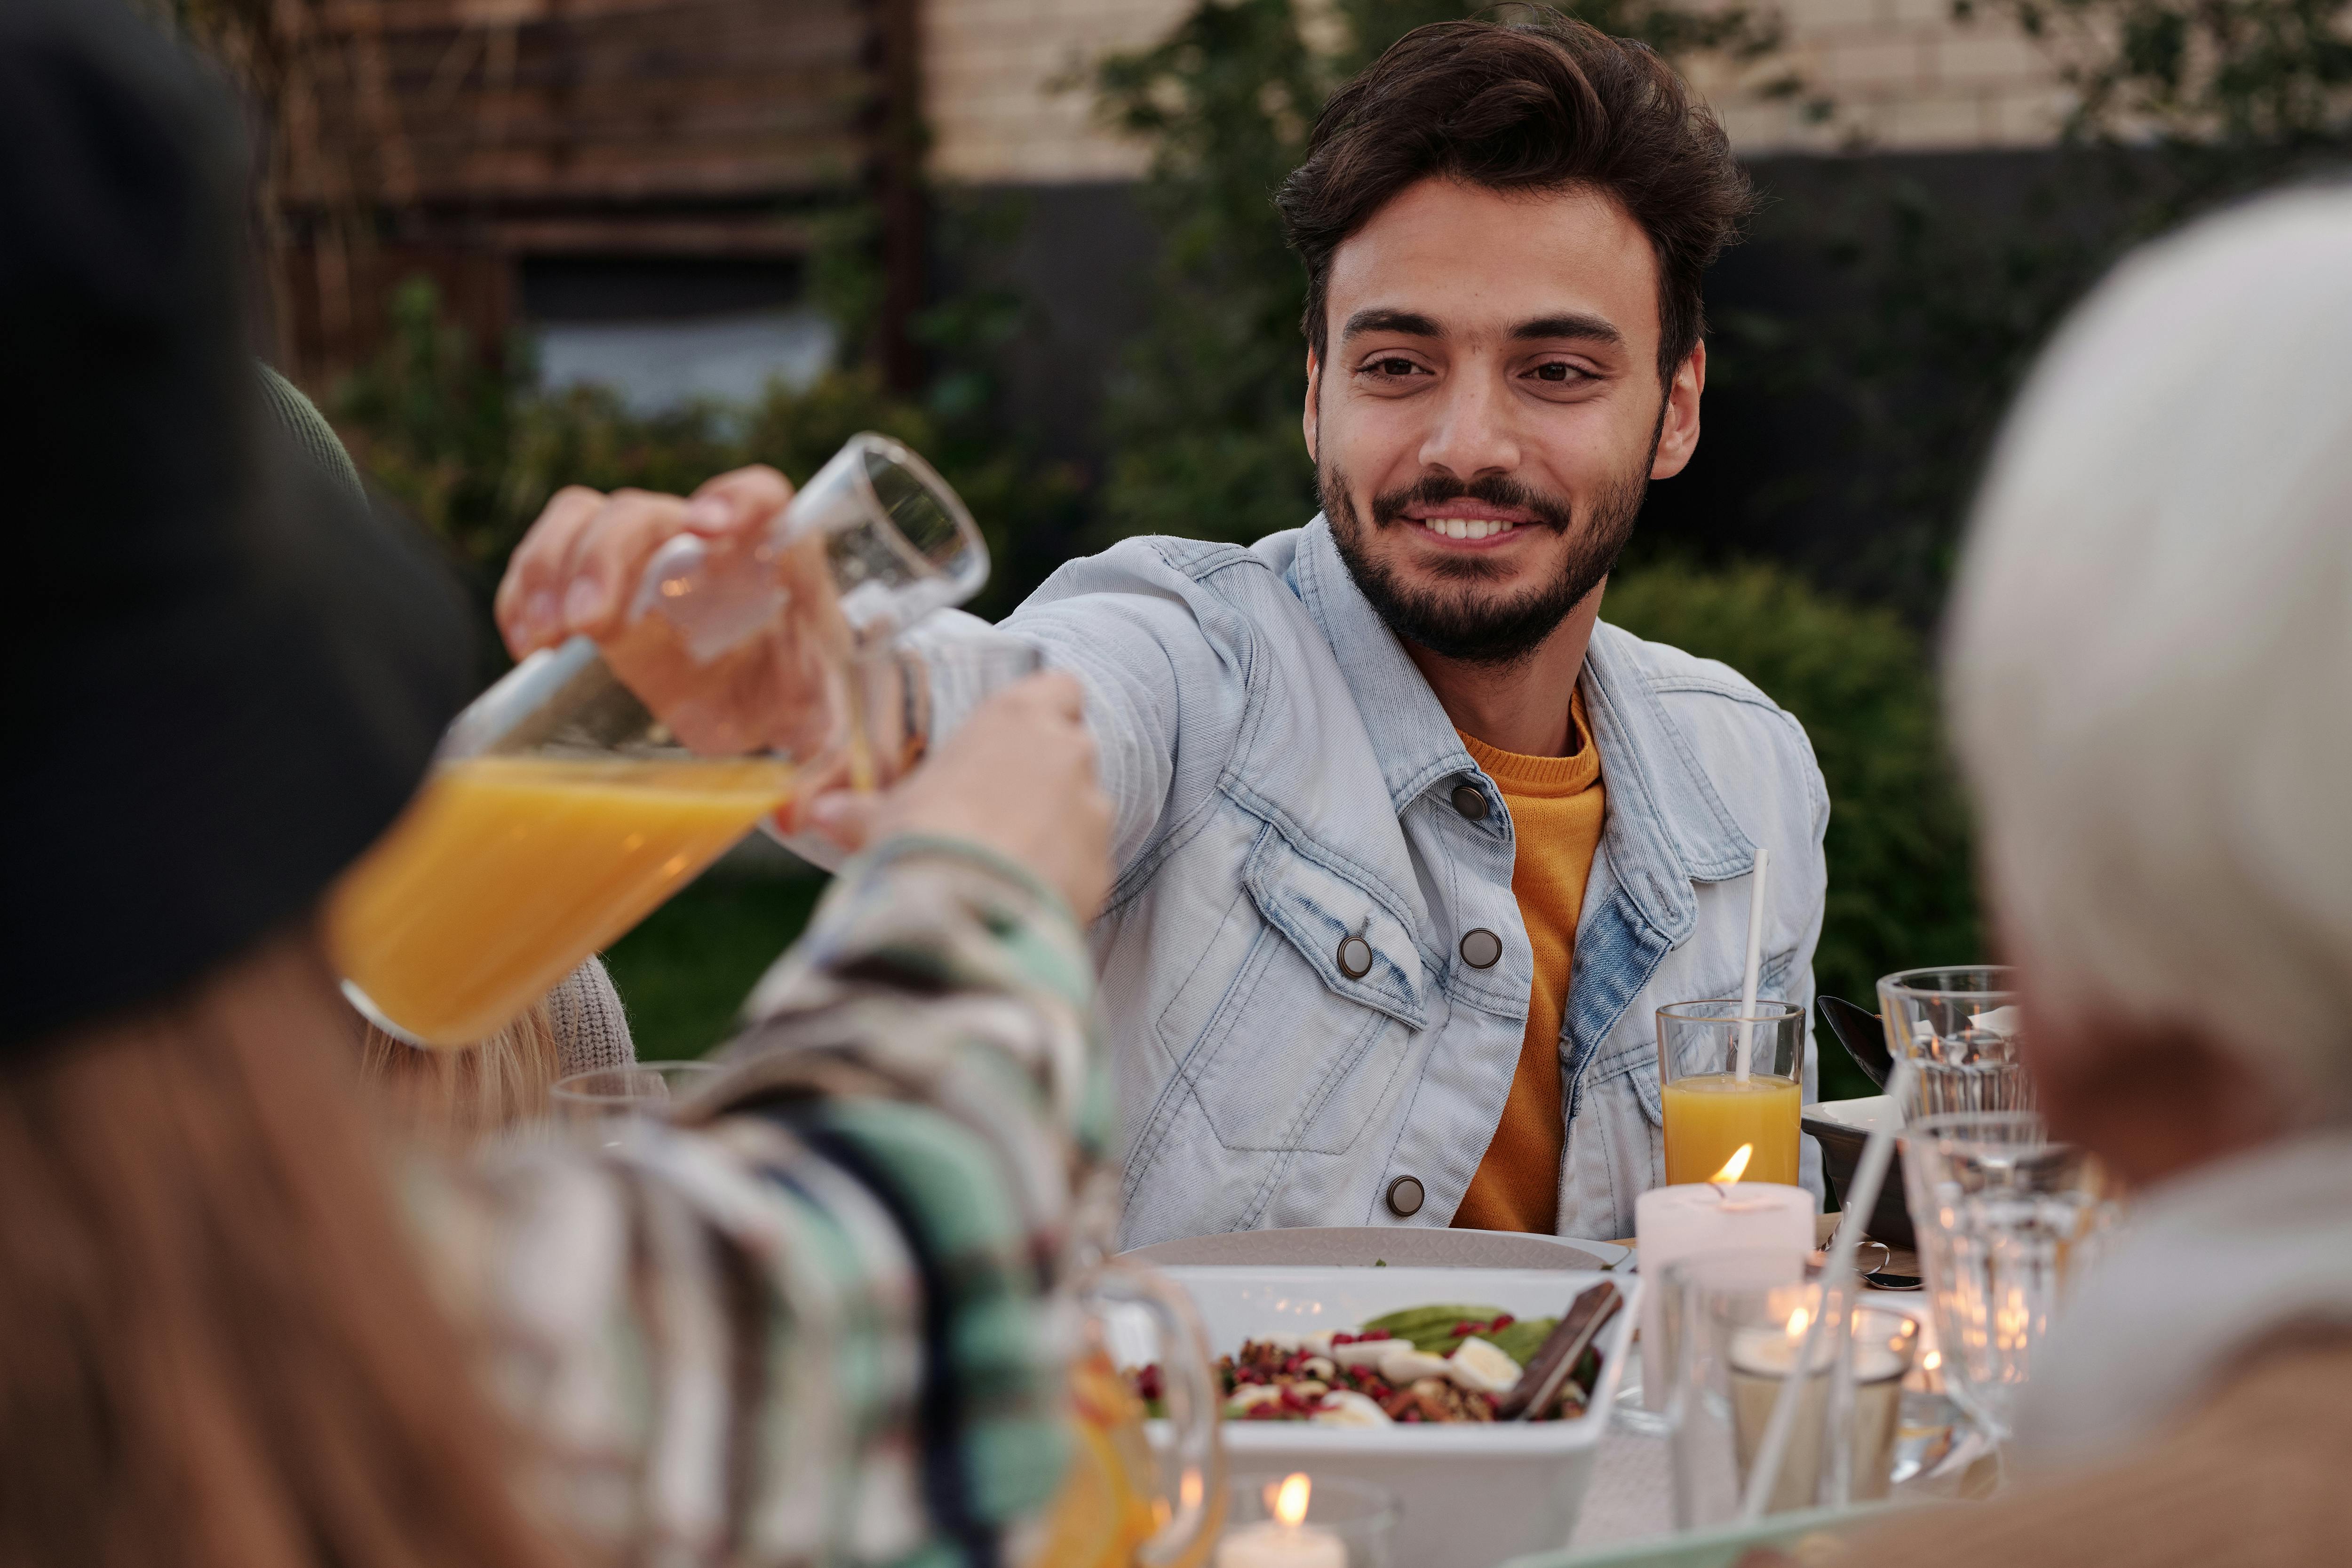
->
[495,14,1831,1246]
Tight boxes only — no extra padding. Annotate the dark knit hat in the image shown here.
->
[0,0,474,1050]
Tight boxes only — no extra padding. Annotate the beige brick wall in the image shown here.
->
[1692,0,2074,151]
[923,0,2075,182]
[923,0,1192,182]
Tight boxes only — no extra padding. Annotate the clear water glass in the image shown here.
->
[550,1060,726,1123]
[1901,1111,2118,1438]
[1876,966,2031,1116]
[841,629,1043,791]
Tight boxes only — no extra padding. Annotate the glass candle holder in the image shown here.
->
[1216,1474,1396,1568]
[1665,1252,1918,1529]
[1875,966,2030,1117]
[1655,1000,1807,1187]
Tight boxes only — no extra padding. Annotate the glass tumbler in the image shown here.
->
[1656,1001,1808,1186]
[329,433,986,1048]
[551,1060,726,1122]
[1876,966,2029,1116]
[840,628,1044,792]
[1901,1111,2118,1439]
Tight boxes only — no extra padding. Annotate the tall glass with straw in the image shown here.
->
[1656,848,1806,1184]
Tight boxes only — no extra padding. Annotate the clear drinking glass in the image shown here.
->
[1901,1111,2118,1439]
[1876,966,2029,1117]
[551,1060,726,1120]
[1656,1001,1808,1186]
[329,433,986,1048]
[1666,1251,1918,1529]
[1220,1474,1397,1568]
[841,629,1043,791]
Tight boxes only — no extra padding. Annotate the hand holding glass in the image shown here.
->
[329,434,986,1046]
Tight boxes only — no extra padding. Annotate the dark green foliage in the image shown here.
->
[601,871,829,1060]
[1603,562,1978,1098]
[331,275,1084,633]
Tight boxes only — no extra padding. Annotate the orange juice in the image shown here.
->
[1031,1349,1224,1568]
[327,754,792,1046]
[1661,1072,1803,1186]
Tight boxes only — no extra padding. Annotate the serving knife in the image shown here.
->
[1499,1280,1621,1422]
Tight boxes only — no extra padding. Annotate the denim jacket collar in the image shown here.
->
[1285,517,1757,949]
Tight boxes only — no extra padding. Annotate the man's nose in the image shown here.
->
[1417,367,1522,481]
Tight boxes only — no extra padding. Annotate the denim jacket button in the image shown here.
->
[1335,934,1374,979]
[1459,928,1503,969]
[1450,782,1489,820]
[1385,1174,1425,1217]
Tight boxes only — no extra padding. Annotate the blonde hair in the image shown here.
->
[355,998,564,1147]
[1946,185,2352,1121]
[0,930,571,1568]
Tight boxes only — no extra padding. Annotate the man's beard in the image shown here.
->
[1321,462,1647,669]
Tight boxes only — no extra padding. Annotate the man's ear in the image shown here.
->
[1302,347,1321,463]
[1650,339,1706,481]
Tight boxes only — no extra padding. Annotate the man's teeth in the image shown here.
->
[1422,517,1518,541]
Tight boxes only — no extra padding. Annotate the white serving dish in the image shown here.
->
[1145,1265,1639,1568]
[1123,1225,1631,1273]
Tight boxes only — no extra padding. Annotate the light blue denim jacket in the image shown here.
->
[917,517,1828,1246]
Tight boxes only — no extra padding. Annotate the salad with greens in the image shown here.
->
[1128,1303,1602,1425]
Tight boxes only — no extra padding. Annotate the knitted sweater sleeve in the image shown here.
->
[545,957,636,1075]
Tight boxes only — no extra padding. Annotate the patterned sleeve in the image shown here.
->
[423,834,1105,1568]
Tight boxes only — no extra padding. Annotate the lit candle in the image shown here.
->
[1215,1473,1346,1568]
[1728,1306,1908,1511]
[1632,1146,1816,1409]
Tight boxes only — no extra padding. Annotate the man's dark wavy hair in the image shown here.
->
[1276,13,1755,386]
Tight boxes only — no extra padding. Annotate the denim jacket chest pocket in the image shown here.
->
[1151,820,1428,1156]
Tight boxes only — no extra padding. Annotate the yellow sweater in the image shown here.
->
[1450,689,1605,1234]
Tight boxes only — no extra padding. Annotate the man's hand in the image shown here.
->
[495,465,794,657]
[493,465,849,760]
[828,673,1111,921]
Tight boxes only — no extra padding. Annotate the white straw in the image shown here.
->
[1734,844,1771,1080]
[1738,1054,1915,1524]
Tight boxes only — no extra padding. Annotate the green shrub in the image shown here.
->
[1604,561,1981,1097]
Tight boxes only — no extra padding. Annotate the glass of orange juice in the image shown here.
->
[1028,1258,1226,1568]
[1656,1001,1807,1187]
[330,433,988,1048]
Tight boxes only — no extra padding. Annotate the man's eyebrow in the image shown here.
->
[1341,308,1444,341]
[1510,312,1624,346]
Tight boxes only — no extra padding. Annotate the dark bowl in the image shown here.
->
[1802,1102,1915,1250]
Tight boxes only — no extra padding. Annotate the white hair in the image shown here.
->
[1946,184,2352,1119]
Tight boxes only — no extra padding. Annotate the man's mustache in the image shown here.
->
[1368,474,1575,534]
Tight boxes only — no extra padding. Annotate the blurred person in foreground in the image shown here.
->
[1811,190,2352,1566]
[0,5,1112,1564]
[498,12,1832,1247]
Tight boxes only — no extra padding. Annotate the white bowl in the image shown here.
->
[1123,1225,1631,1273]
[1147,1265,1639,1568]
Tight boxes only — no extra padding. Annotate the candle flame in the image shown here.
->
[1275,1472,1311,1528]
[1709,1144,1754,1185]
[1785,1304,1812,1340]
